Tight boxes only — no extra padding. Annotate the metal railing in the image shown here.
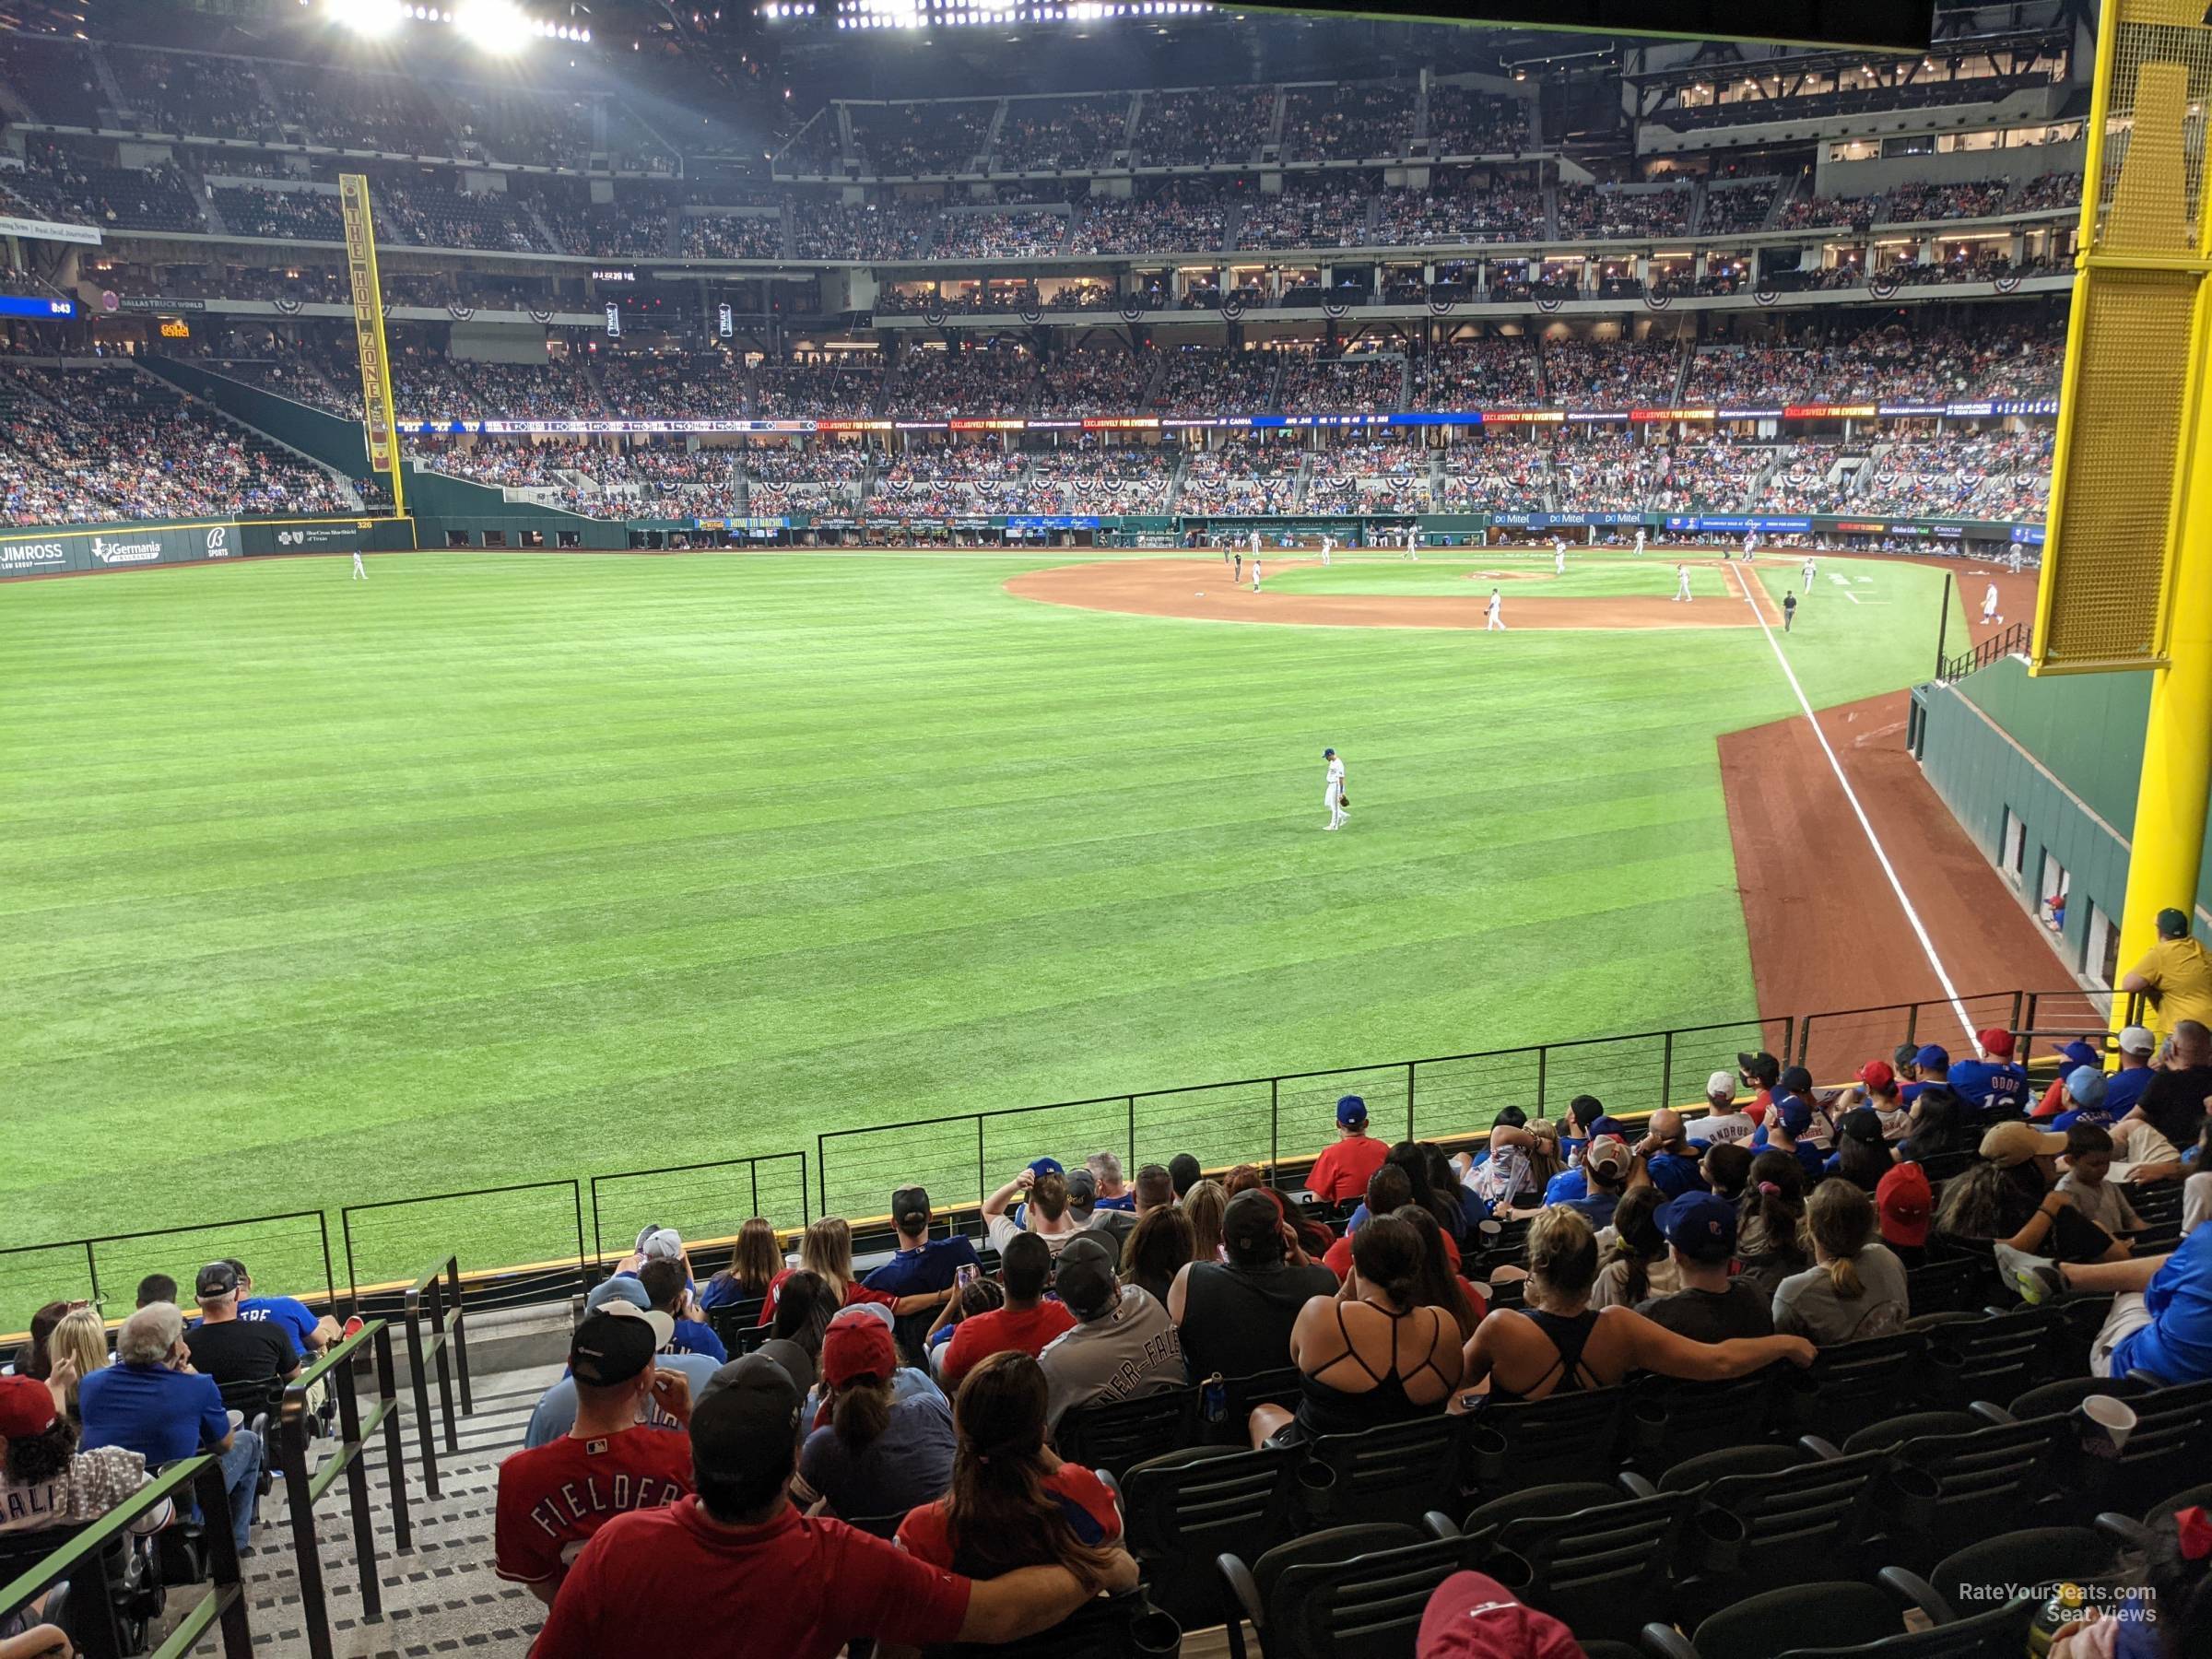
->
[341,1178,587,1312]
[815,1013,1797,1219]
[0,1454,251,1659]
[0,1209,334,1347]
[587,1151,811,1266]
[276,1318,411,1659]
[1793,987,2119,1077]
[1939,617,2030,680]
[399,1253,473,1500]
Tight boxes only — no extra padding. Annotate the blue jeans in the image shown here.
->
[217,1430,263,1553]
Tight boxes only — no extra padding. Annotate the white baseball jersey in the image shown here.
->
[1983,583,2000,614]
[1325,755,1345,798]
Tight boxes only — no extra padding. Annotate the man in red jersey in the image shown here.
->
[1305,1095,1390,1204]
[494,1305,694,1606]
[531,1354,1136,1659]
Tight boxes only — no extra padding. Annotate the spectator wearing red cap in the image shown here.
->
[793,1308,954,1525]
[1853,1061,1912,1139]
[494,1305,695,1606]
[1306,1096,1390,1204]
[1947,1028,2031,1119]
[1876,1161,1933,1269]
[1,1371,173,1540]
[1417,1571,1585,1659]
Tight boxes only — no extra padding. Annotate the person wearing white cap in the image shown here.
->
[523,1279,724,1449]
[1685,1073,1754,1147]
[2104,1025,2161,1119]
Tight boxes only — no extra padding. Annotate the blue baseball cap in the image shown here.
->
[1323,747,1335,757]
[2065,1065,2108,1108]
[1336,1095,1368,1126]
[1657,1192,1738,1263]
[584,1276,652,1314]
[1027,1157,1065,1179]
[2055,1040,2100,1069]
[1775,1096,1814,1138]
[1913,1045,1950,1071]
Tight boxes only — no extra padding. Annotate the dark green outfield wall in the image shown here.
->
[1918,659,2212,982]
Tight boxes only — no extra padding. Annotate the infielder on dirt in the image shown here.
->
[1321,535,1333,567]
[1983,581,2002,626]
[1674,564,1693,602]
[1486,587,1504,630]
[1252,558,1263,593]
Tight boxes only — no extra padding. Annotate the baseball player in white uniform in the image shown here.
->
[1252,558,1263,593]
[1250,529,1261,566]
[1323,747,1347,830]
[351,549,367,580]
[2006,547,2024,576]
[1633,528,1647,558]
[1552,537,1567,574]
[1743,530,1759,561]
[1674,564,1693,602]
[1321,535,1333,567]
[1801,556,1818,594]
[1982,582,2002,626]
[1485,587,1504,630]
[1406,526,1419,560]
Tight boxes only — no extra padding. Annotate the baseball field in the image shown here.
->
[2,546,1972,1320]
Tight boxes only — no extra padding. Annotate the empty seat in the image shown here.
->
[1640,1576,2040,1659]
[1901,1255,1991,1316]
[1055,1388,1199,1481]
[1776,1333,1927,1444]
[1218,1523,1485,1659]
[1461,1482,1694,1646]
[1298,1414,1465,1529]
[1652,1441,1889,1628]
[1121,1445,1299,1631]
[1914,1307,2057,1411]
[1923,1524,2141,1615]
[1463,1386,1628,1500]
[1625,1368,1783,1471]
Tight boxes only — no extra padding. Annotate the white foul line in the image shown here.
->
[1733,568,1983,1056]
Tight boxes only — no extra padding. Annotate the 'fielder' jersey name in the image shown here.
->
[495,1427,695,1584]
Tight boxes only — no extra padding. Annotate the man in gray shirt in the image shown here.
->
[1036,1236,1182,1431]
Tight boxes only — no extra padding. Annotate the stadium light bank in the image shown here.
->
[313,0,591,46]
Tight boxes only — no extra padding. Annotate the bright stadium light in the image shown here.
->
[335,0,406,35]
[456,0,530,50]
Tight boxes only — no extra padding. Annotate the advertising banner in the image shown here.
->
[245,519,374,555]
[0,535,71,575]
[0,215,100,246]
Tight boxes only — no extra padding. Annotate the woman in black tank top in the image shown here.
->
[1246,1217,1464,1447]
[1454,1207,1818,1408]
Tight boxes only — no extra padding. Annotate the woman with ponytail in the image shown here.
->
[1246,1215,1465,1446]
[896,1351,1124,1583]
[1771,1179,1909,1345]
[1591,1185,1677,1310]
[792,1309,954,1525]
[1734,1150,1813,1301]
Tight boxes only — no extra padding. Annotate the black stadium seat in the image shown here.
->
[1054,1388,1199,1481]
[1296,1415,1464,1529]
[1456,1482,1695,1647]
[1120,1444,1300,1631]
[1218,1522,1484,1659]
[1640,1576,2041,1659]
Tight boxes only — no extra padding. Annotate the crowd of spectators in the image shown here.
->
[1550,429,1665,512]
[1685,322,2063,406]
[1880,178,2013,223]
[1699,176,1780,233]
[2015,171,2083,212]
[1543,335,1681,406]
[1150,346,1277,416]
[1436,430,1551,508]
[1757,442,1862,512]
[107,45,268,141]
[741,443,871,510]
[1276,352,1403,416]
[387,353,604,422]
[212,185,343,241]
[376,182,544,253]
[1176,436,1303,514]
[1068,184,1227,254]
[1302,435,1430,512]
[994,96,1127,171]
[1236,176,1373,251]
[753,357,883,420]
[875,440,1028,513]
[1649,437,1771,512]
[850,101,994,176]
[525,184,674,260]
[793,200,940,262]
[683,212,787,260]
[1018,441,1179,512]
[2,141,203,231]
[0,362,351,524]
[1424,84,1533,154]
[594,353,748,421]
[1555,183,1693,240]
[1853,427,2053,519]
[1408,337,1542,408]
[1372,174,1544,244]
[938,209,1068,261]
[1032,345,1150,418]
[889,346,1036,418]
[1781,191,1880,232]
[268,70,453,156]
[1135,87,1273,167]
[1280,82,1414,161]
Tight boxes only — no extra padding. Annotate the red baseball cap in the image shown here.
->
[0,1375,57,1440]
[1418,1572,1583,1659]
[1876,1163,1933,1248]
[1856,1060,1895,1091]
[819,1308,897,1391]
[1978,1028,2017,1059]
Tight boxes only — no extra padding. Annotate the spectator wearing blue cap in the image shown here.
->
[2049,1065,2115,1134]
[2033,1041,2107,1119]
[1900,1045,1950,1106]
[1637,1192,1774,1343]
[983,1162,1082,1256]
[1306,1096,1390,1205]
[1752,1067,1830,1178]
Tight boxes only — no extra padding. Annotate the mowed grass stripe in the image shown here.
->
[1,552,1935,1305]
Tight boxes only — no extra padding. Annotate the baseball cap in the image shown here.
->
[585,1275,652,1315]
[1223,1188,1285,1257]
[1913,1045,1950,1071]
[194,1261,240,1300]
[1053,1235,1119,1321]
[1774,1096,1815,1139]
[1856,1060,1896,1091]
[1065,1167,1098,1209]
[2157,907,2191,938]
[1892,1042,1921,1072]
[1978,1028,2017,1059]
[1839,1106,1885,1145]
[891,1186,932,1230]
[1027,1157,1065,1180]
[1980,1122,2067,1167]
[1336,1094,1369,1126]
[1705,1070,1737,1100]
[639,1229,685,1264]
[2119,1025,2157,1056]
[0,1375,58,1440]
[1656,1192,1737,1264]
[819,1309,898,1389]
[2054,1040,2101,1069]
[1417,1571,1583,1659]
[1876,1163,1933,1248]
[2065,1066,2109,1108]
[1323,747,1335,758]
[693,1354,803,1487]
[1736,1051,1780,1085]
[1778,1065,1815,1096]
[1583,1135,1631,1179]
[569,1306,672,1386]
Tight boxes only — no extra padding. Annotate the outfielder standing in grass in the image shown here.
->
[1324,748,1347,831]
[1486,587,1504,630]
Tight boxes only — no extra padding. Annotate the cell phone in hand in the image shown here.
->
[955,1264,979,1288]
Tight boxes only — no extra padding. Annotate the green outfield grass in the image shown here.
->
[0,549,1963,1322]
[1264,554,1740,602]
